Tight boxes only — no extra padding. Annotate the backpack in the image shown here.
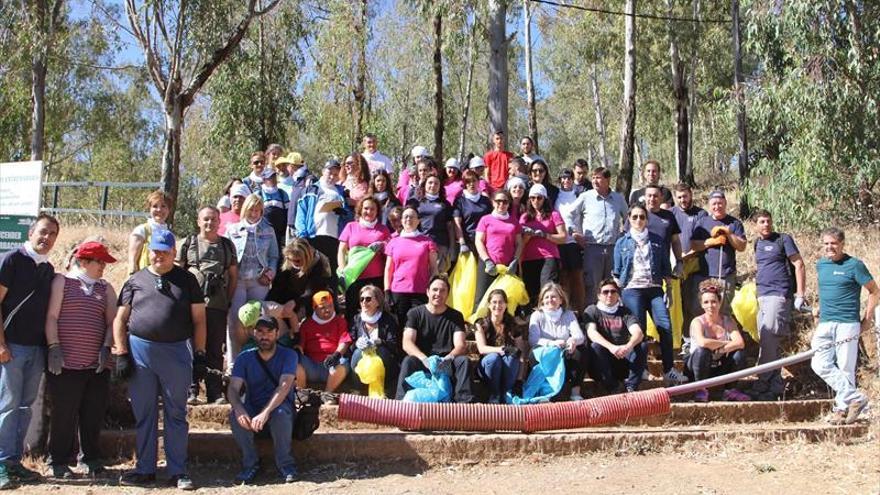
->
[754,234,796,296]
[293,184,320,239]
[293,389,323,441]
[180,235,236,304]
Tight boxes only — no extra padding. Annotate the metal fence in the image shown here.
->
[42,181,161,220]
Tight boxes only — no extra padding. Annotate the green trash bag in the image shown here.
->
[337,246,377,290]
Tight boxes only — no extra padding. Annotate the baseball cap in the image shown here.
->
[261,168,277,180]
[255,316,278,330]
[411,146,429,158]
[148,229,175,251]
[506,176,527,191]
[312,290,333,308]
[708,190,726,200]
[275,151,304,166]
[529,184,548,198]
[75,241,117,263]
[468,156,486,169]
[238,300,262,328]
[323,159,341,171]
[230,184,251,198]
[444,158,460,170]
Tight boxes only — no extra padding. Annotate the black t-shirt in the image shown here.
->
[0,249,55,346]
[405,305,464,356]
[453,194,492,245]
[629,186,674,207]
[584,305,639,346]
[408,197,454,247]
[119,266,205,343]
[624,208,681,246]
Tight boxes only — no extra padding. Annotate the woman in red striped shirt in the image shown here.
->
[44,241,118,479]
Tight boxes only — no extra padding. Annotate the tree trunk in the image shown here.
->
[352,0,368,149]
[732,0,750,216]
[30,55,47,161]
[487,0,508,139]
[667,1,690,186]
[685,0,700,185]
[616,0,637,197]
[589,64,609,169]
[523,0,538,152]
[432,10,444,160]
[457,18,476,164]
[161,100,183,223]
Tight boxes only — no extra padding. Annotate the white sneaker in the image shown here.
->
[664,368,689,384]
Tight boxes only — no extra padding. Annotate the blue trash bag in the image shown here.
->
[507,346,566,405]
[403,355,453,403]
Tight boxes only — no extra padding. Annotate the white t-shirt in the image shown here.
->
[363,151,393,174]
[131,219,168,239]
[314,182,343,237]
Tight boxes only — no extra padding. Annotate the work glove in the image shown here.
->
[367,241,385,252]
[704,236,727,248]
[436,355,455,376]
[372,337,383,346]
[521,226,535,236]
[672,262,684,279]
[323,352,342,369]
[113,353,134,381]
[793,296,811,313]
[356,335,373,350]
[501,345,521,359]
[710,226,731,238]
[95,346,111,374]
[507,258,519,276]
[484,259,498,276]
[533,229,546,239]
[47,344,65,375]
[193,351,208,380]
[458,243,470,254]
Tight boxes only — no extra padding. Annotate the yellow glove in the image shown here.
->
[711,226,731,238]
[704,236,727,248]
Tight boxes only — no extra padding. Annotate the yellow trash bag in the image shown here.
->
[731,282,759,341]
[448,251,478,318]
[646,278,684,348]
[354,349,385,398]
[468,264,530,323]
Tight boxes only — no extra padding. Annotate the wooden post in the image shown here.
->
[100,185,110,225]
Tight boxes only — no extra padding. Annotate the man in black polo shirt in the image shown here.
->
[0,214,59,489]
[585,279,647,393]
[396,276,473,403]
[113,230,207,490]
[629,160,674,208]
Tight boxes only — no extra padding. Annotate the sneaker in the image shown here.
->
[235,465,260,484]
[321,392,338,405]
[569,393,584,401]
[50,465,74,480]
[625,386,637,393]
[7,463,40,481]
[187,393,199,406]
[280,466,298,483]
[722,389,751,402]
[0,464,17,491]
[664,368,689,385]
[210,397,228,405]
[694,389,709,402]
[828,410,847,425]
[169,474,195,490]
[845,397,868,424]
[119,471,156,487]
[79,462,105,477]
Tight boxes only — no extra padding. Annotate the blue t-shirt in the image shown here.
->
[692,214,745,278]
[0,248,55,347]
[453,194,492,245]
[816,255,874,323]
[672,205,706,252]
[232,346,298,416]
[755,233,799,297]
[409,197,454,247]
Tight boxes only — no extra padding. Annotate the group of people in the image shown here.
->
[0,132,873,490]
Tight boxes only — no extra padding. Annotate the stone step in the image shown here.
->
[100,422,869,466]
[186,399,834,431]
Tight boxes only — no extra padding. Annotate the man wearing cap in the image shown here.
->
[219,183,250,236]
[0,213,60,488]
[281,152,318,243]
[517,136,544,166]
[177,206,239,405]
[44,241,117,479]
[258,169,290,256]
[396,146,430,204]
[296,291,350,401]
[228,316,299,484]
[362,133,393,174]
[112,229,207,490]
[484,131,514,190]
[571,167,628,306]
[690,190,747,314]
[308,161,347,276]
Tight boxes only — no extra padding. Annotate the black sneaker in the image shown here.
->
[7,463,40,482]
[169,473,195,490]
[0,464,17,490]
[235,464,260,484]
[119,471,156,487]
[50,465,74,480]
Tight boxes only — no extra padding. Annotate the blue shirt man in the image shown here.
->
[228,316,299,484]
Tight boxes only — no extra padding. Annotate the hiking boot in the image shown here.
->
[722,389,751,402]
[664,368,689,385]
[169,474,195,490]
[7,463,40,481]
[50,465,74,480]
[0,464,17,491]
[119,471,156,487]
[845,397,868,424]
[828,410,847,425]
[235,464,260,484]
[694,389,709,402]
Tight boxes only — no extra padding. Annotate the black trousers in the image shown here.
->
[521,258,560,309]
[47,369,110,466]
[192,307,227,401]
[395,355,474,403]
[389,292,427,328]
[309,235,340,276]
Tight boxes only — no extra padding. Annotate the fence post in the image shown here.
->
[99,186,110,226]
[52,185,59,209]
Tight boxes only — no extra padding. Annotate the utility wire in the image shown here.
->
[529,0,731,23]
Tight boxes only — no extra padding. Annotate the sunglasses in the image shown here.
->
[529,196,545,200]
[345,161,355,165]
[360,296,373,303]
[531,169,545,174]
[493,199,509,204]
[251,160,264,165]
[630,214,646,220]
[601,289,619,295]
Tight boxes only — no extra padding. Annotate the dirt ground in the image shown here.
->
[13,437,880,494]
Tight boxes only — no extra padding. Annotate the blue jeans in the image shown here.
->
[811,322,865,412]
[622,286,673,372]
[351,347,399,398]
[300,355,350,384]
[230,405,296,473]
[129,335,192,476]
[588,341,647,391]
[0,344,45,463]
[477,352,521,399]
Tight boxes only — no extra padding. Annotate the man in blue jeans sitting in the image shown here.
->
[228,316,299,484]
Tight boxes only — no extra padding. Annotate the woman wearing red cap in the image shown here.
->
[44,241,118,479]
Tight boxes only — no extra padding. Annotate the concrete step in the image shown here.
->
[100,422,869,466]
[186,399,835,431]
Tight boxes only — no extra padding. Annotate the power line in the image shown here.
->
[529,0,732,23]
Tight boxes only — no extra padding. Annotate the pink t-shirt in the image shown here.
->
[384,234,437,293]
[218,210,240,236]
[520,211,564,261]
[344,178,370,203]
[444,179,463,203]
[339,221,391,279]
[396,171,412,204]
[476,215,521,264]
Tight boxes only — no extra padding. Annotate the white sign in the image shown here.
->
[0,161,43,216]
